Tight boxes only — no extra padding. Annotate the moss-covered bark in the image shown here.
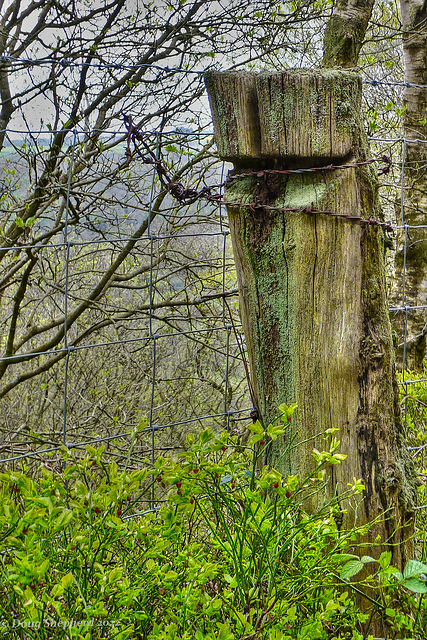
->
[205,69,417,575]
[323,0,375,68]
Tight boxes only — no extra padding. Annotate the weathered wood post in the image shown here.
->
[205,69,417,567]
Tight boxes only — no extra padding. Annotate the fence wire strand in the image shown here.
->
[0,118,247,479]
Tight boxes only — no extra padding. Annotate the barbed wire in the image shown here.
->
[123,116,395,233]
[229,202,394,233]
[228,156,393,179]
[124,114,225,205]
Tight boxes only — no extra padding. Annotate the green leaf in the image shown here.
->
[248,420,264,435]
[404,577,427,594]
[164,570,178,581]
[324,428,339,438]
[51,583,64,597]
[267,423,285,441]
[61,573,74,589]
[278,402,297,422]
[224,574,238,588]
[136,417,148,432]
[287,402,298,416]
[331,453,347,462]
[74,480,88,497]
[285,605,297,622]
[32,496,53,510]
[361,556,376,564]
[199,428,214,445]
[403,559,427,579]
[383,566,403,582]
[331,553,359,564]
[217,623,234,640]
[108,567,123,583]
[379,551,392,569]
[250,432,266,445]
[39,558,50,576]
[340,560,364,579]
[53,509,73,531]
[186,434,195,446]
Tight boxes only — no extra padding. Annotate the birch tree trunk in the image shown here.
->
[391,0,427,371]
[323,0,375,68]
[205,69,417,583]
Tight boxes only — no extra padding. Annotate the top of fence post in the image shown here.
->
[204,68,362,164]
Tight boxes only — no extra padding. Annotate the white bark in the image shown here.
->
[392,0,427,370]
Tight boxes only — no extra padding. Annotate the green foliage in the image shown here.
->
[0,412,425,638]
[398,370,427,447]
[0,422,360,637]
[340,553,427,593]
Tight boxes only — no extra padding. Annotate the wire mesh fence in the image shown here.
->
[0,117,251,507]
[1,61,427,518]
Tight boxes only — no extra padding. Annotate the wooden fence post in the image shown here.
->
[205,69,417,572]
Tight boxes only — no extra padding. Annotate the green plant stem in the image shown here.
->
[333,572,385,609]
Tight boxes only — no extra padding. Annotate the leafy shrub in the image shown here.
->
[0,404,423,639]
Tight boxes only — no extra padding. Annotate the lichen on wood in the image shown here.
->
[256,69,361,161]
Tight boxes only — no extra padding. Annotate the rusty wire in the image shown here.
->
[228,155,392,179]
[124,114,394,234]
[124,114,226,205]
[224,201,395,234]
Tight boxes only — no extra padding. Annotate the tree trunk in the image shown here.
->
[205,68,416,575]
[323,0,375,68]
[391,0,427,371]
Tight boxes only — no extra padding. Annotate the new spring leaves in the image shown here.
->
[340,555,427,595]
[248,402,298,444]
